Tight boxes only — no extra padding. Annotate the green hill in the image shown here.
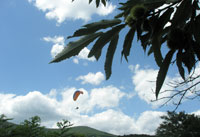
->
[67,126,117,137]
[1,121,155,137]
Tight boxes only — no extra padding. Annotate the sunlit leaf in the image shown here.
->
[105,34,119,80]
[171,0,192,27]
[153,7,174,36]
[156,50,175,99]
[50,32,103,63]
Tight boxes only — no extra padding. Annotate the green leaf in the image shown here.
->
[153,7,174,37]
[121,27,135,62]
[176,50,185,80]
[140,32,151,52]
[193,15,200,44]
[182,50,196,74]
[105,34,119,80]
[114,12,124,18]
[148,45,153,56]
[193,41,200,61]
[152,36,163,67]
[150,8,173,67]
[171,0,192,27]
[101,0,106,6]
[50,32,103,63]
[68,19,121,38]
[88,24,125,60]
[136,19,143,41]
[96,0,100,7]
[156,50,175,99]
[89,0,93,4]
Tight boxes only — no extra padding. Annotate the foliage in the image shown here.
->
[0,115,88,137]
[56,119,74,137]
[12,116,46,137]
[0,114,14,137]
[156,111,200,137]
[50,0,200,102]
[118,134,155,137]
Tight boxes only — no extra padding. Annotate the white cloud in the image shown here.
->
[73,58,79,64]
[130,63,200,108]
[192,110,200,116]
[134,111,166,134]
[43,36,64,44]
[77,47,96,62]
[130,65,174,108]
[0,89,167,135]
[51,44,65,58]
[43,36,65,58]
[76,72,105,85]
[28,0,116,24]
[88,86,125,109]
[1,88,199,135]
[73,47,96,64]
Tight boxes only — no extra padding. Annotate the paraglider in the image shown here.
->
[73,90,83,101]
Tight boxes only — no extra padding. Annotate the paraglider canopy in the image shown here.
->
[73,90,83,101]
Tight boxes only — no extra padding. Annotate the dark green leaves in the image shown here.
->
[50,32,103,63]
[88,24,125,60]
[176,50,185,80]
[171,0,193,27]
[96,0,100,7]
[156,50,175,99]
[68,19,121,38]
[88,0,107,7]
[121,27,135,61]
[105,34,119,80]
[101,0,106,6]
[182,49,195,74]
[151,8,174,66]
[193,15,200,44]
[51,0,200,100]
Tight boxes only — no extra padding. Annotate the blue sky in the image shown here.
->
[0,0,200,135]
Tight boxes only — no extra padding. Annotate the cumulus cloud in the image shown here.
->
[43,36,65,58]
[76,72,105,85]
[192,110,200,116]
[28,0,116,24]
[73,47,96,64]
[88,86,125,109]
[130,64,174,108]
[0,88,168,135]
[130,63,200,108]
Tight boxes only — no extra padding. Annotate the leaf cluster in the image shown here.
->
[51,0,200,99]
[156,111,200,137]
[0,115,82,137]
[72,0,108,7]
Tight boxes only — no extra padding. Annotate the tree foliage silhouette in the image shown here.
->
[156,111,200,137]
[0,115,85,137]
[50,0,200,103]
